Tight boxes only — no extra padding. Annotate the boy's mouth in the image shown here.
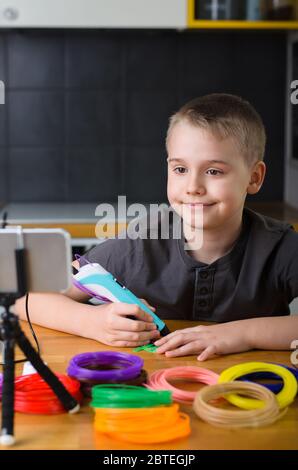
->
[184,202,216,208]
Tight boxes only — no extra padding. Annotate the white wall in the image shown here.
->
[0,0,187,28]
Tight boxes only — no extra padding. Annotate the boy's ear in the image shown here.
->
[247,161,266,195]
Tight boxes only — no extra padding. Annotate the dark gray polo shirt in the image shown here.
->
[78,208,298,322]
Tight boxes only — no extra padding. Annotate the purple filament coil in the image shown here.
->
[67,351,144,382]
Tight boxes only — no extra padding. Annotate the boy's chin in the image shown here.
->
[182,217,217,231]
[182,218,204,230]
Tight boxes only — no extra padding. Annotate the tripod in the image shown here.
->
[0,235,80,446]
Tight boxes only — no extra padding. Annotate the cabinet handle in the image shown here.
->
[3,7,19,21]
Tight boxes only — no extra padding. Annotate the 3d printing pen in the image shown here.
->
[73,262,170,336]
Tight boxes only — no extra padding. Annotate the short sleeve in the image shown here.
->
[76,237,142,287]
[276,229,298,302]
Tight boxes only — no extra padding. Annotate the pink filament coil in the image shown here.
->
[146,366,219,404]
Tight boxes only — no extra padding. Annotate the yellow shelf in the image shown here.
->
[188,0,298,29]
[15,222,128,239]
[188,20,298,29]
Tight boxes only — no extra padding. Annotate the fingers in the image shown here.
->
[197,345,217,361]
[155,331,211,358]
[108,304,160,342]
[113,315,157,332]
[109,329,160,345]
[154,327,200,347]
[102,303,161,345]
[111,340,153,348]
[155,333,198,354]
[156,334,217,360]
[114,303,155,324]
[140,298,156,312]
[163,341,204,358]
[154,332,176,347]
[154,332,181,347]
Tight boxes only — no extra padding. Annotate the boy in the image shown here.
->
[15,94,298,360]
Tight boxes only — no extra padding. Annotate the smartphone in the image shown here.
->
[0,227,72,294]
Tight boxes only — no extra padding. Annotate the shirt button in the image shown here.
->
[200,271,209,279]
[199,287,208,295]
[199,300,207,307]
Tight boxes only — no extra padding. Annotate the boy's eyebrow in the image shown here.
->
[167,158,231,166]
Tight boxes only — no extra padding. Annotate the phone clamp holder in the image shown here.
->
[0,227,79,446]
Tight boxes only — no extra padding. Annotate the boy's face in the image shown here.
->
[167,120,264,231]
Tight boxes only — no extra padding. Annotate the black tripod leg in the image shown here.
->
[15,326,80,413]
[1,338,16,446]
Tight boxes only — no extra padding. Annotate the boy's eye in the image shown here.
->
[206,169,223,176]
[174,167,187,174]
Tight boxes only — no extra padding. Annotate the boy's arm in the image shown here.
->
[245,314,298,350]
[14,291,100,340]
[155,315,298,360]
[14,259,92,337]
[14,263,159,348]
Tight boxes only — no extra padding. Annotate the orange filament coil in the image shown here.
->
[93,404,191,443]
[146,366,219,404]
[193,381,286,428]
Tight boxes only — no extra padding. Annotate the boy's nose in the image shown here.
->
[185,173,206,195]
[186,180,206,196]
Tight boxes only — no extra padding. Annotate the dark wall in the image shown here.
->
[0,29,286,204]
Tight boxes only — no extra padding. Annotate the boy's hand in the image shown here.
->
[154,322,250,361]
[95,299,160,347]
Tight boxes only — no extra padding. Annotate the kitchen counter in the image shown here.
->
[0,202,129,244]
[246,201,298,229]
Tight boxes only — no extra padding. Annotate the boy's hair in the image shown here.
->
[167,93,266,165]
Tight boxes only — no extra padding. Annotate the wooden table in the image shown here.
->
[3,320,298,450]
